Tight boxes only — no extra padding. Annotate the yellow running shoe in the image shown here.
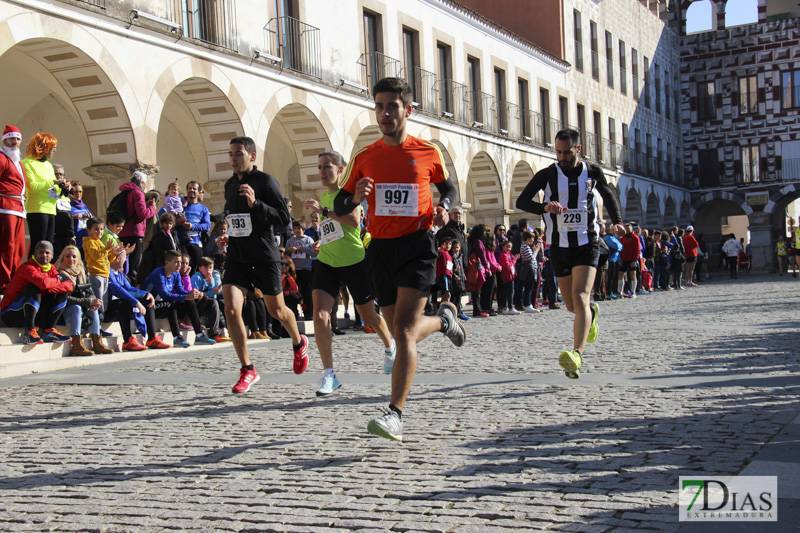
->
[587,302,599,344]
[559,349,582,379]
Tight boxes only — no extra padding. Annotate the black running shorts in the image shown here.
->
[312,259,374,306]
[365,230,437,307]
[222,259,282,296]
[549,241,601,278]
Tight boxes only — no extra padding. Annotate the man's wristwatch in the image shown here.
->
[322,207,330,218]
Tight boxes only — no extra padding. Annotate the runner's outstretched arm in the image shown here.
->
[515,171,549,214]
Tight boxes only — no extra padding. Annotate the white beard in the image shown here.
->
[1,145,21,163]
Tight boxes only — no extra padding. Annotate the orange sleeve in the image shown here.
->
[339,149,366,194]
[428,142,449,184]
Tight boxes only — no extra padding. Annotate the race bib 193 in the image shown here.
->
[320,218,344,245]
[375,183,419,217]
[225,213,252,237]
[558,208,587,232]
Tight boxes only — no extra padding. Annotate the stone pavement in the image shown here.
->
[1,274,799,532]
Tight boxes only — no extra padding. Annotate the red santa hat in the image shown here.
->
[2,125,21,141]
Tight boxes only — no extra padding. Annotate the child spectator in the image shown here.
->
[519,231,540,313]
[151,212,180,270]
[164,180,186,216]
[142,250,216,347]
[191,256,229,342]
[497,239,518,314]
[449,240,469,321]
[83,217,121,317]
[204,218,228,259]
[286,220,316,320]
[281,255,302,321]
[436,238,454,305]
[107,250,170,351]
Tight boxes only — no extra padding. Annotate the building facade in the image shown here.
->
[681,0,800,269]
[2,0,689,241]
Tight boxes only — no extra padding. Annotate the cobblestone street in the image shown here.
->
[1,274,799,532]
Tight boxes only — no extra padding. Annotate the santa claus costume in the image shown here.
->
[0,125,27,293]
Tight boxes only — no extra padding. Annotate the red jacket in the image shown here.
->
[0,258,73,312]
[619,233,642,262]
[0,151,26,217]
[683,234,699,258]
[499,251,517,283]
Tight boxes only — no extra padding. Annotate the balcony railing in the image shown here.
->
[403,66,438,115]
[264,17,322,78]
[439,79,470,125]
[468,90,496,131]
[501,101,520,138]
[358,52,401,94]
[783,158,800,181]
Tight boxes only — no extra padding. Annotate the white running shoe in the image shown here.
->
[524,305,540,313]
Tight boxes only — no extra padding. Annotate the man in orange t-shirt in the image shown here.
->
[334,77,465,441]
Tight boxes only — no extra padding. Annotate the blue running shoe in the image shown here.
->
[194,333,216,345]
[173,335,190,348]
[41,329,71,343]
[315,374,342,396]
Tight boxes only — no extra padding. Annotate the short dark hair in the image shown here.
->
[230,136,256,154]
[372,77,413,107]
[159,212,175,225]
[164,250,182,263]
[292,220,303,229]
[106,210,125,225]
[439,237,452,245]
[198,256,214,268]
[522,231,534,241]
[555,128,580,145]
[86,217,104,231]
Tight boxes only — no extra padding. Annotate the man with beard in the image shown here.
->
[176,180,210,276]
[0,125,27,293]
[516,129,624,379]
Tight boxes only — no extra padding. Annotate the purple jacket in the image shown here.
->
[118,181,157,238]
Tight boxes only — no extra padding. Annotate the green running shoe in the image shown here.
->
[587,302,599,344]
[559,349,582,379]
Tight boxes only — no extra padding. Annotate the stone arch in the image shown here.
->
[0,16,139,167]
[156,77,247,214]
[349,125,381,161]
[510,160,540,227]
[692,190,753,216]
[0,31,138,214]
[265,103,334,220]
[644,192,662,228]
[465,151,503,227]
[664,196,678,227]
[428,139,460,206]
[679,200,692,226]
[624,187,643,224]
[685,0,714,33]
[765,183,800,217]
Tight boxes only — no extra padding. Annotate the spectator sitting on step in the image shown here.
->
[203,218,228,260]
[0,240,73,345]
[141,249,216,347]
[191,256,229,342]
[107,249,169,351]
[52,245,111,356]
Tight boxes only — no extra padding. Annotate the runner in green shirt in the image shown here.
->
[304,150,395,396]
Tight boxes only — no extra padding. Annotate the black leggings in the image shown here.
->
[27,213,55,256]
[2,284,67,330]
[154,300,202,336]
[244,298,268,333]
[106,298,157,341]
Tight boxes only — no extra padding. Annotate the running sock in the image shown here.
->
[389,404,402,419]
[324,368,335,377]
[244,364,254,371]
[293,340,304,350]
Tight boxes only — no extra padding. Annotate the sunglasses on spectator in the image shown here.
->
[281,262,289,267]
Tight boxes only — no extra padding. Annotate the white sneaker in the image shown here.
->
[507,308,521,315]
[524,305,540,313]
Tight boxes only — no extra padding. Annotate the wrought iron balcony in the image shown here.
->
[358,52,401,93]
[264,17,322,78]
[439,79,471,125]
[182,0,238,51]
[403,66,438,115]
[501,101,520,139]
[469,90,496,131]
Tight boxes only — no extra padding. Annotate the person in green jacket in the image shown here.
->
[21,132,69,256]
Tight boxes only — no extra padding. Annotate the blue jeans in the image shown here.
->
[61,304,100,336]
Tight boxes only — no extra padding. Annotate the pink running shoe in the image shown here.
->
[232,367,260,393]
[293,334,309,374]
